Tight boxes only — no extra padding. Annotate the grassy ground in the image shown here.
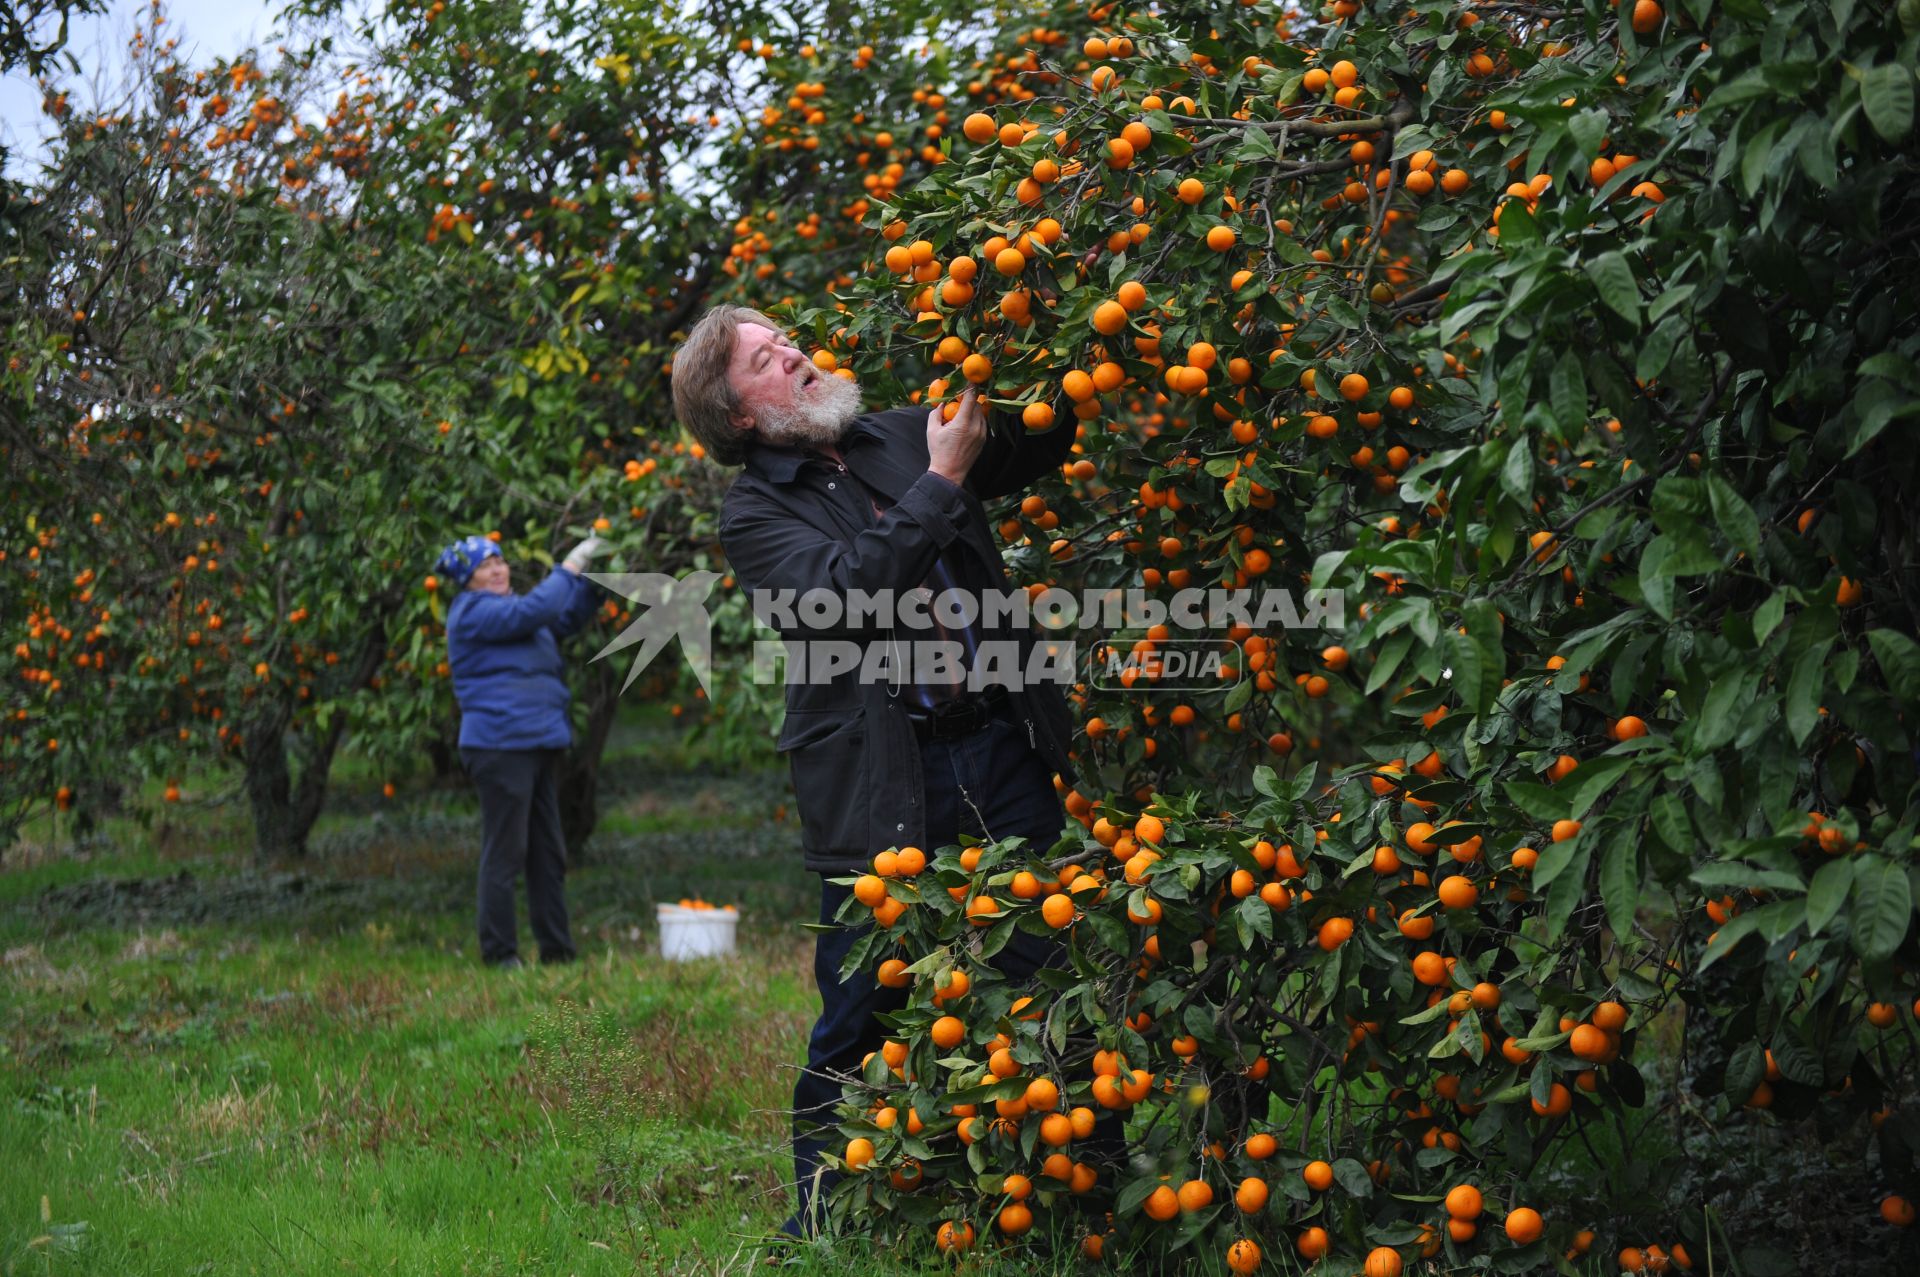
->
[0,706,877,1276]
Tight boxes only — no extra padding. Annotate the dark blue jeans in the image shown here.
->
[786,709,1069,1234]
[460,746,576,965]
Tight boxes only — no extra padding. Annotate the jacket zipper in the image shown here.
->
[1027,717,1036,749]
[840,459,904,702]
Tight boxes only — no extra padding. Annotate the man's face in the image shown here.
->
[467,556,510,595]
[726,322,811,425]
[725,321,861,449]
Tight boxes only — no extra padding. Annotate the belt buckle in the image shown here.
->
[918,694,972,738]
[935,701,976,737]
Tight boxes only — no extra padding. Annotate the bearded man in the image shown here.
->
[670,304,1081,1237]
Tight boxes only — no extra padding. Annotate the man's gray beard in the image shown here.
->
[754,374,862,450]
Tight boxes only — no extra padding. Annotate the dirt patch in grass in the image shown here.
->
[3,942,89,997]
[26,866,465,937]
[180,1081,281,1141]
[120,929,186,961]
[309,968,411,1027]
[629,1001,810,1139]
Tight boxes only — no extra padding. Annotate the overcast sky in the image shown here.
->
[1,0,285,179]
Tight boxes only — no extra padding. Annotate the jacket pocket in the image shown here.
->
[780,708,870,854]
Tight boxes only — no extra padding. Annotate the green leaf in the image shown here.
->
[1501,436,1535,503]
[1585,252,1642,327]
[1560,755,1635,820]
[1236,893,1273,943]
[1725,1040,1763,1103]
[1599,832,1641,938]
[1867,629,1920,703]
[1309,549,1349,591]
[1693,668,1755,751]
[1753,591,1788,646]
[1115,1175,1159,1217]
[1846,377,1920,456]
[1084,908,1129,958]
[1223,677,1254,715]
[1862,63,1916,143]
[1698,910,1763,972]
[1651,792,1693,855]
[1851,855,1913,962]
[1769,1035,1823,1087]
[1703,70,1774,113]
[1548,351,1588,439]
[1689,864,1807,893]
[1739,118,1784,198]
[1390,126,1432,160]
[1649,284,1697,324]
[1331,1158,1374,1198]
[1639,541,1676,620]
[1797,117,1840,186]
[1635,315,1683,383]
[1461,599,1505,716]
[1504,780,1570,825]
[1365,631,1415,696]
[1785,638,1834,747]
[1494,198,1541,247]
[1648,527,1725,577]
[1440,298,1500,345]
[1568,108,1608,158]
[1706,473,1760,557]
[1530,836,1582,892]
[1806,858,1854,938]
[1858,351,1920,391]
[1544,844,1591,940]
[1286,762,1322,803]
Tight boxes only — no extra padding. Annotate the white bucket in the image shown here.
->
[656,903,739,961]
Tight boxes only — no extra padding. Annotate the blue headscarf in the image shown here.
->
[436,534,502,588]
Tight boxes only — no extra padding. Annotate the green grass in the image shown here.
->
[0,705,864,1276]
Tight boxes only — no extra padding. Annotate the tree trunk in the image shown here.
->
[243,707,303,860]
[243,616,391,861]
[560,658,621,865]
[427,726,460,781]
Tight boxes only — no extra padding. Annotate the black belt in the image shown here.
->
[904,686,1009,741]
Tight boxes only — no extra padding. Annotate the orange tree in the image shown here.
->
[6,0,1022,853]
[0,27,448,853]
[775,0,1920,1270]
[0,2,724,855]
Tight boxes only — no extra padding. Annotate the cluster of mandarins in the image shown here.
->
[824,766,1659,1269]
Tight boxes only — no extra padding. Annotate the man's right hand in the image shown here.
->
[927,387,988,486]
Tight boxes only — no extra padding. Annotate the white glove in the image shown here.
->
[562,534,608,574]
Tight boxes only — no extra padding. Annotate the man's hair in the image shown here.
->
[670,304,782,467]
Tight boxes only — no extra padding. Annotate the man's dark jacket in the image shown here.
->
[719,403,1078,875]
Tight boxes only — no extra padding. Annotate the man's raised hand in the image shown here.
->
[927,387,988,486]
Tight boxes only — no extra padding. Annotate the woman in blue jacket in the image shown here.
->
[437,532,607,969]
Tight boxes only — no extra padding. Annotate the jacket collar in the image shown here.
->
[740,413,917,503]
[741,439,815,485]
